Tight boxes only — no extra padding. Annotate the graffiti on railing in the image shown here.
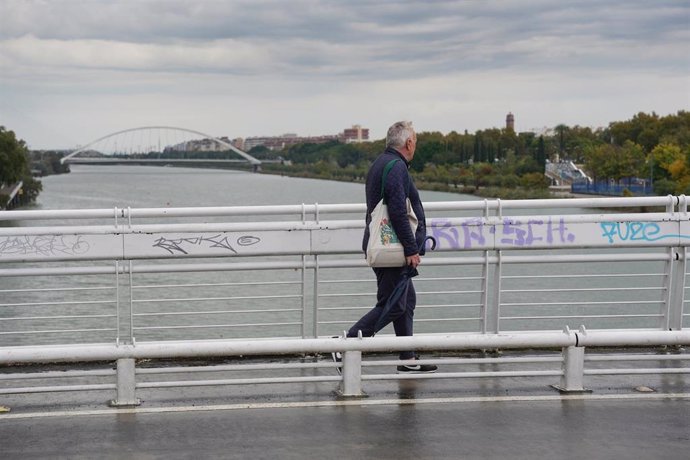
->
[152,234,261,255]
[0,235,90,256]
[494,217,576,247]
[430,217,486,250]
[600,222,690,244]
[430,217,576,249]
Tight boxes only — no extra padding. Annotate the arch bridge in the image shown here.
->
[61,126,264,171]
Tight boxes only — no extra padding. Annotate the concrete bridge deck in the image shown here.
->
[2,353,688,459]
[3,396,688,459]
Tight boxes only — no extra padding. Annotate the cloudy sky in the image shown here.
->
[1,0,688,150]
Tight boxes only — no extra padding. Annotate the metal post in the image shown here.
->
[128,260,135,343]
[115,261,120,345]
[480,250,490,334]
[338,350,364,397]
[490,250,502,334]
[312,255,319,338]
[660,247,675,330]
[669,247,686,331]
[301,255,307,339]
[109,358,141,406]
[552,346,591,393]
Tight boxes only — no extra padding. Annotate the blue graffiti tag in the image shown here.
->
[600,222,690,244]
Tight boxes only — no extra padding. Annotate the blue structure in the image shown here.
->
[572,178,654,196]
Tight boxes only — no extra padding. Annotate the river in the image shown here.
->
[35,165,478,210]
[1,165,668,346]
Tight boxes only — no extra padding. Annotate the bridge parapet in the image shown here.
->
[1,196,688,405]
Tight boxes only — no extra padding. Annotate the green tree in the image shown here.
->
[0,126,29,184]
[649,143,683,181]
[520,172,550,189]
[618,141,646,181]
[0,126,42,208]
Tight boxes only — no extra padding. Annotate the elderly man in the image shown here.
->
[337,121,437,374]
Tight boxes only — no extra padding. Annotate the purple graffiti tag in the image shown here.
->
[500,219,545,246]
[430,218,487,250]
[460,218,486,249]
[430,219,460,249]
[546,218,576,244]
[429,217,575,249]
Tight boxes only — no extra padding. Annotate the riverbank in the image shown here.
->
[0,181,24,209]
[258,166,554,200]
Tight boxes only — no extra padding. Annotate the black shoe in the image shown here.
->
[331,337,342,375]
[331,351,342,374]
[397,358,437,374]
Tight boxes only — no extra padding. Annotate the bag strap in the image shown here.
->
[380,159,411,204]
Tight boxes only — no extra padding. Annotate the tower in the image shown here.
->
[506,112,515,131]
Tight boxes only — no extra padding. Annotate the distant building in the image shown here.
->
[168,138,228,152]
[238,125,369,151]
[242,133,339,151]
[506,112,515,131]
[342,125,369,143]
[232,138,245,150]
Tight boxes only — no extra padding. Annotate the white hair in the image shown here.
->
[385,121,414,149]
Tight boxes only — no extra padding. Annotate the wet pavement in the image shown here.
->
[1,350,689,459]
[2,397,689,459]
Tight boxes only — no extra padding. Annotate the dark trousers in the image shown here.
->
[346,266,416,360]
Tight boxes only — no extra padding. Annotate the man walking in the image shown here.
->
[338,121,437,374]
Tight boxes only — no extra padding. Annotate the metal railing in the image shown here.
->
[1,196,689,404]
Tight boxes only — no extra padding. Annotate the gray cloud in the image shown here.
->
[0,0,687,148]
[2,1,686,76]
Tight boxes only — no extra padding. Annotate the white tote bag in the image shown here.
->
[366,159,418,267]
[366,197,418,267]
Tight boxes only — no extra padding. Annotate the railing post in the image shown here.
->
[480,250,490,333]
[115,260,136,346]
[552,346,591,393]
[338,350,364,397]
[301,255,307,338]
[115,261,121,345]
[109,358,141,406]
[660,247,675,330]
[481,250,501,334]
[491,250,502,333]
[128,260,135,342]
[312,255,320,338]
[668,247,686,331]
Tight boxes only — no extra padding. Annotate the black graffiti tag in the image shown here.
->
[0,235,90,257]
[152,234,261,255]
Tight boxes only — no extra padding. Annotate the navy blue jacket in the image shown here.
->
[362,147,426,257]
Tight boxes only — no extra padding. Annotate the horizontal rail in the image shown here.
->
[0,369,115,380]
[2,330,689,364]
[584,368,690,375]
[2,212,685,237]
[0,384,116,394]
[0,252,675,278]
[136,376,342,388]
[363,370,564,381]
[0,196,678,222]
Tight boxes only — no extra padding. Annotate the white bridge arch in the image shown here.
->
[61,126,261,166]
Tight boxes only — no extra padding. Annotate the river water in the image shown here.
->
[1,165,669,346]
[35,165,476,210]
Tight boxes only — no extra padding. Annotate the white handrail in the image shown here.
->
[2,330,689,364]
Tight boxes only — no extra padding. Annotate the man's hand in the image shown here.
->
[406,253,421,268]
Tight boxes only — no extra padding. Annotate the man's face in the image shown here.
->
[407,132,417,158]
